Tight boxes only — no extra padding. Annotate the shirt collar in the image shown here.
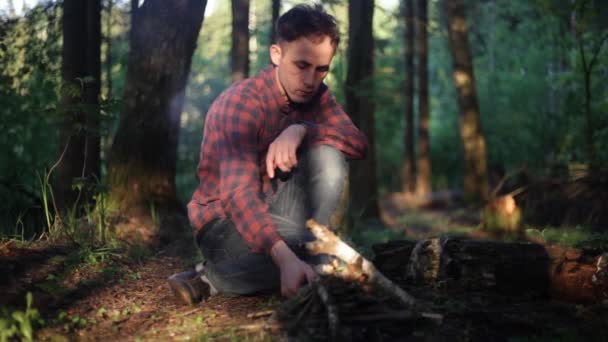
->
[263,65,291,115]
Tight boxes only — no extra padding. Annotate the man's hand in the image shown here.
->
[266,124,306,179]
[270,240,315,297]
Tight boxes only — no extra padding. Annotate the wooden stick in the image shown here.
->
[316,280,340,342]
[246,310,274,319]
[305,219,417,307]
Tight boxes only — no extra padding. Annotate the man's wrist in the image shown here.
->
[270,240,297,268]
[292,123,307,138]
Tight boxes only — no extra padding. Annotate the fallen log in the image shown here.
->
[374,238,608,303]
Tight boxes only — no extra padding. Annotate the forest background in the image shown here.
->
[1,0,608,340]
[1,0,607,255]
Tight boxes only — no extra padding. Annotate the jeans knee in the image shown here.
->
[308,145,347,189]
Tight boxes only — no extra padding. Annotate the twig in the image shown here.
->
[316,280,340,342]
[232,322,282,334]
[246,310,275,319]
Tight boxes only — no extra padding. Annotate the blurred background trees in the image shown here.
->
[1,0,607,240]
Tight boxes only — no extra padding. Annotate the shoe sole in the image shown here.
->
[167,276,201,305]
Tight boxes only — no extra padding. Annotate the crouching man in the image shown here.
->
[168,4,368,304]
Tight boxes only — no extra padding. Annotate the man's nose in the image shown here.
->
[303,71,315,88]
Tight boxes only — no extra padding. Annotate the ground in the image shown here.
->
[1,196,607,341]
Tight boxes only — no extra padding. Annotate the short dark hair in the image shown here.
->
[275,4,340,48]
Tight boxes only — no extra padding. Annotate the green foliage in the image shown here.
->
[0,292,43,342]
[0,3,62,238]
[2,0,607,241]
[525,225,608,250]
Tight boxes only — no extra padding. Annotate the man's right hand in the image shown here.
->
[270,240,315,297]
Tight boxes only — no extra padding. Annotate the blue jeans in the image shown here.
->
[197,145,347,295]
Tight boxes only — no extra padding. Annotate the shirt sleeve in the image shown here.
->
[300,86,369,160]
[211,91,282,254]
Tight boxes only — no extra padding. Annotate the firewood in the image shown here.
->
[305,219,417,307]
[315,280,340,341]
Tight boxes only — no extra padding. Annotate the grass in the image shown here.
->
[0,292,43,342]
[524,225,608,250]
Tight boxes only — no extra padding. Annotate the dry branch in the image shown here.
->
[315,280,339,341]
[305,219,417,307]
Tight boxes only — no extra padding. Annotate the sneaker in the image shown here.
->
[167,270,211,305]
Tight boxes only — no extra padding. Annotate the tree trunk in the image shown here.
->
[577,30,608,171]
[130,0,138,42]
[374,238,608,304]
[444,0,488,203]
[270,0,280,44]
[346,0,379,219]
[105,0,113,99]
[415,0,431,196]
[85,0,101,190]
[108,0,207,221]
[55,0,101,212]
[401,0,416,194]
[231,0,250,83]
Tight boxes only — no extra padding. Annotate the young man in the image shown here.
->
[168,4,368,304]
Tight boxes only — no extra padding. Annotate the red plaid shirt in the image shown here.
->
[187,65,368,254]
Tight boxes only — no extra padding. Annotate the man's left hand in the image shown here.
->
[266,124,306,179]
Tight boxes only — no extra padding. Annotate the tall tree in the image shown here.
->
[55,0,101,212]
[231,0,250,82]
[270,0,280,44]
[415,0,431,195]
[445,0,489,203]
[108,0,207,220]
[105,0,113,99]
[130,0,138,42]
[401,0,415,193]
[346,0,379,218]
[574,1,608,170]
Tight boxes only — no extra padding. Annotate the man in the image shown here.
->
[168,4,368,304]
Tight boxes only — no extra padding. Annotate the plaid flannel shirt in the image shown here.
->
[187,65,368,254]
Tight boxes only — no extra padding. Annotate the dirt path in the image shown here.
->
[3,201,608,341]
[1,238,283,341]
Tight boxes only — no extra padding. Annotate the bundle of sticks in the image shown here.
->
[276,220,441,341]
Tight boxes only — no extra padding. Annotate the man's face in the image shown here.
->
[270,35,335,104]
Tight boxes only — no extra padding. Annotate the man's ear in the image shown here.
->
[269,44,282,66]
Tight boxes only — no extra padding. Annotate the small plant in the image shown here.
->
[37,169,60,238]
[0,292,43,342]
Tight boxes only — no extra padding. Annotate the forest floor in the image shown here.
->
[1,196,608,341]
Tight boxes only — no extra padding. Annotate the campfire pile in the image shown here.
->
[276,220,441,341]
[271,220,608,340]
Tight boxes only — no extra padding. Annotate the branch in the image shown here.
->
[305,219,418,307]
[315,280,340,341]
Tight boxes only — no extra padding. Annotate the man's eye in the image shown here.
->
[296,63,308,69]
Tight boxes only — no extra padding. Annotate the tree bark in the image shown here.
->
[270,0,280,44]
[401,0,416,194]
[415,0,431,196]
[373,238,608,304]
[108,0,207,220]
[444,0,488,203]
[55,0,101,212]
[346,0,379,219]
[231,0,250,83]
[85,0,101,189]
[130,0,138,42]
[105,0,113,99]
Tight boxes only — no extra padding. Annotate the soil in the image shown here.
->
[0,234,282,341]
[1,197,607,341]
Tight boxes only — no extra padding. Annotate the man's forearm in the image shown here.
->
[270,239,297,267]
